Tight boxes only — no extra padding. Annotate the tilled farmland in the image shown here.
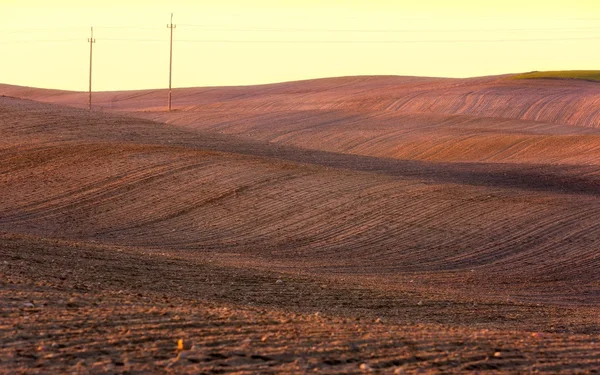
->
[1,75,600,373]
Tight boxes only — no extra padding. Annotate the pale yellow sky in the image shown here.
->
[1,0,599,91]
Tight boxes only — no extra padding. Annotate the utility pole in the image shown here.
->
[167,13,176,111]
[88,27,96,111]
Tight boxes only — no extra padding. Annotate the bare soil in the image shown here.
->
[1,77,600,373]
[3,234,599,374]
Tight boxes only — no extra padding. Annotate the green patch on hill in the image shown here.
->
[513,70,600,82]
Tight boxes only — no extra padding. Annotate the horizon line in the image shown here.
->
[0,71,548,93]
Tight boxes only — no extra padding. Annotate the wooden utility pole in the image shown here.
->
[167,13,176,111]
[88,27,96,111]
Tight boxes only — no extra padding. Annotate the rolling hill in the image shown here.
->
[3,73,600,166]
[1,74,600,373]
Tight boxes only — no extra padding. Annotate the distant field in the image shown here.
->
[513,70,600,82]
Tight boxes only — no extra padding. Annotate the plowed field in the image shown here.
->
[1,75,600,373]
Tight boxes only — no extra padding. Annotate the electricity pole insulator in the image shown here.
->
[167,13,176,111]
[88,27,96,111]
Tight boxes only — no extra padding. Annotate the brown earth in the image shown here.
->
[3,75,600,167]
[1,75,600,373]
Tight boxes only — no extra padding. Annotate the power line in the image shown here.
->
[173,36,600,44]
[0,27,85,35]
[95,26,163,30]
[101,38,166,42]
[177,24,600,33]
[2,15,599,97]
[0,26,161,33]
[0,39,81,44]
[2,24,600,35]
[2,36,599,46]
[2,34,599,46]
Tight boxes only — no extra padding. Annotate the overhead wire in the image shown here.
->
[177,24,600,33]
[172,36,600,44]
[2,36,599,45]
[100,38,165,42]
[0,39,82,44]
[1,24,599,45]
[94,26,164,30]
[2,24,600,34]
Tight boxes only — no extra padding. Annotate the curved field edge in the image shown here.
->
[513,70,600,82]
[139,109,600,165]
[2,72,600,130]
